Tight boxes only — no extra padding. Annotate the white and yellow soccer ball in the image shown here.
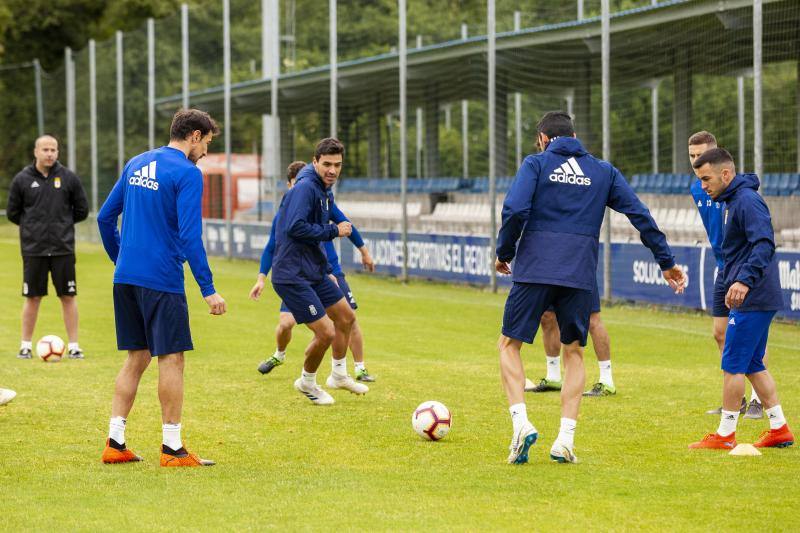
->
[412,401,452,441]
[36,335,66,363]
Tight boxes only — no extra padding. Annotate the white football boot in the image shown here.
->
[549,442,579,464]
[294,378,335,405]
[325,374,369,395]
[507,422,538,464]
[0,388,17,406]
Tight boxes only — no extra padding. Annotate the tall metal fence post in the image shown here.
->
[601,0,611,300]
[182,3,190,109]
[33,59,44,136]
[330,0,338,138]
[738,75,746,172]
[461,24,469,180]
[269,0,280,218]
[147,18,155,150]
[116,31,125,176]
[753,0,763,179]
[89,39,99,229]
[513,12,522,169]
[651,79,659,174]
[65,47,76,171]
[488,0,497,293]
[399,0,408,283]
[415,35,423,179]
[223,0,232,258]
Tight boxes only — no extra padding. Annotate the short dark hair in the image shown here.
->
[287,161,306,182]
[169,109,220,141]
[314,137,345,160]
[688,131,717,147]
[692,147,734,170]
[536,111,574,138]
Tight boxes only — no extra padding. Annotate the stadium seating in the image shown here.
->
[628,173,800,196]
[338,177,466,195]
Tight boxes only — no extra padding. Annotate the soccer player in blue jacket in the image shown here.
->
[496,112,686,464]
[97,109,225,467]
[688,131,763,419]
[250,161,376,382]
[270,138,362,405]
[688,148,793,450]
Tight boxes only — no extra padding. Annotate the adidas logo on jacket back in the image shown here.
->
[549,157,591,186]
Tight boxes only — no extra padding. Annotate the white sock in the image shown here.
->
[20,340,32,351]
[354,361,366,371]
[331,357,347,378]
[750,388,760,403]
[556,417,577,449]
[509,403,529,434]
[598,360,614,388]
[162,423,182,451]
[717,409,739,437]
[766,405,787,430]
[545,356,561,381]
[301,370,317,388]
[273,349,286,362]
[68,342,80,352]
[108,416,126,445]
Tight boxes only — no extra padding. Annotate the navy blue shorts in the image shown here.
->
[273,277,344,324]
[335,274,358,310]
[503,283,593,346]
[113,284,193,357]
[279,274,356,313]
[712,273,729,318]
[721,310,775,374]
[546,280,600,314]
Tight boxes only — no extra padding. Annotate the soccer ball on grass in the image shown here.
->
[36,335,65,363]
[412,401,452,441]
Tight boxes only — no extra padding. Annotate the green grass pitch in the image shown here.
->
[0,222,798,531]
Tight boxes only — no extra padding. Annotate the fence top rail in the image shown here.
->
[154,0,792,115]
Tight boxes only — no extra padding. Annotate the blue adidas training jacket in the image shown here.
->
[690,179,725,270]
[259,195,364,276]
[496,137,675,291]
[97,146,215,297]
[716,173,782,311]
[271,164,341,284]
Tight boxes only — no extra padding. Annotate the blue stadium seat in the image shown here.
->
[629,174,641,190]
[761,174,779,196]
[778,173,791,196]
[474,177,489,193]
[787,173,800,195]
[640,174,653,193]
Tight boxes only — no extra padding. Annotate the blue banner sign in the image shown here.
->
[203,220,800,321]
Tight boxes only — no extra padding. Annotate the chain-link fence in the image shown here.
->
[5,0,800,292]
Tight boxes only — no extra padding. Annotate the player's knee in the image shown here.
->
[158,352,185,371]
[336,307,356,330]
[497,335,519,354]
[318,323,336,344]
[277,316,295,336]
[541,311,556,329]
[713,327,726,346]
[588,313,604,335]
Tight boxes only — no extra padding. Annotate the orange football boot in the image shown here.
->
[102,439,143,464]
[688,432,737,449]
[160,445,215,467]
[753,424,794,448]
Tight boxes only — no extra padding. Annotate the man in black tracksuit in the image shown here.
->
[6,135,89,359]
